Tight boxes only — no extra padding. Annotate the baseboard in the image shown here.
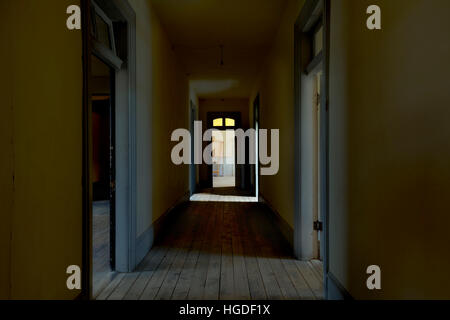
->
[326,272,353,300]
[135,191,190,267]
[260,194,294,249]
[135,225,155,266]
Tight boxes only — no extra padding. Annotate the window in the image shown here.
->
[313,26,323,57]
[210,114,238,129]
[213,118,223,127]
[95,13,112,50]
[225,118,235,127]
[91,1,117,56]
[305,18,324,75]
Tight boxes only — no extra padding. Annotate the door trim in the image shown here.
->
[294,0,331,299]
[81,0,92,300]
[81,0,137,299]
[252,94,260,198]
[206,112,241,189]
[189,101,197,196]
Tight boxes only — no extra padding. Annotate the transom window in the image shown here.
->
[213,118,223,127]
[313,25,323,57]
[213,117,236,128]
[225,118,235,127]
[91,2,116,54]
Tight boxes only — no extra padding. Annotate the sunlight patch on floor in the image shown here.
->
[190,193,258,202]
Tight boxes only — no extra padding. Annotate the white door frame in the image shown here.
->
[82,0,137,299]
[294,0,330,298]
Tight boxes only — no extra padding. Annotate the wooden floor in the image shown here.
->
[97,201,323,300]
[190,193,258,202]
[92,200,113,297]
[191,187,257,203]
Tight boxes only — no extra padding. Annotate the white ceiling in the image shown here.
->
[151,0,288,98]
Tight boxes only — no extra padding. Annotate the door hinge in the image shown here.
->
[313,220,323,231]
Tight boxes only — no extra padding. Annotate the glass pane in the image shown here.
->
[213,118,223,127]
[225,118,235,127]
[90,8,96,37]
[95,13,112,50]
[313,26,323,56]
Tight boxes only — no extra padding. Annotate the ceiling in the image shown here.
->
[151,0,288,98]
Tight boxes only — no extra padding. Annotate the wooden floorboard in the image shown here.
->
[203,202,223,299]
[107,272,139,300]
[282,258,316,300]
[219,202,235,300]
[98,200,323,300]
[239,203,267,300]
[230,203,250,299]
[92,201,112,297]
[310,260,324,280]
[170,203,209,300]
[155,203,199,300]
[96,273,124,300]
[296,260,324,299]
[187,203,217,299]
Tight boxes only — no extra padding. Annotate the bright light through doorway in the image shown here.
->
[212,130,236,188]
[190,193,258,202]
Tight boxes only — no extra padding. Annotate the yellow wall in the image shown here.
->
[130,0,189,236]
[0,0,13,300]
[252,0,450,299]
[250,0,305,229]
[329,0,450,299]
[0,0,190,299]
[1,0,83,299]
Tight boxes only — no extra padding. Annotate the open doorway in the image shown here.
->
[205,112,240,190]
[191,111,260,201]
[294,0,330,298]
[189,100,198,196]
[212,130,236,188]
[82,0,137,299]
[312,71,322,260]
[91,54,116,296]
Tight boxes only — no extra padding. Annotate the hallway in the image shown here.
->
[3,0,450,302]
[97,201,323,300]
